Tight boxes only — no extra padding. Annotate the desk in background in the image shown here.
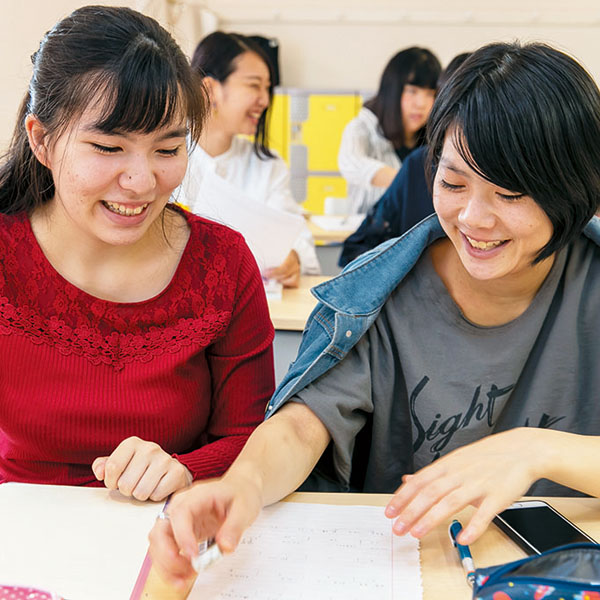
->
[267,274,329,383]
[307,217,359,277]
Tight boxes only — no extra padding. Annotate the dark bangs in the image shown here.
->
[84,38,206,141]
[407,59,440,90]
[427,42,600,263]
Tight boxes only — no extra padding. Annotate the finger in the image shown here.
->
[389,474,461,535]
[279,273,299,288]
[215,495,260,553]
[385,467,441,518]
[265,266,283,279]
[460,495,514,545]
[170,495,207,561]
[147,466,188,502]
[148,517,196,586]
[406,486,475,538]
[103,438,139,490]
[117,450,164,498]
[92,457,107,481]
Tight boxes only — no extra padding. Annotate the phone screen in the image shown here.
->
[496,505,592,553]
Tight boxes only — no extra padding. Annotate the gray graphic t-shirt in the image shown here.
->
[292,235,600,494]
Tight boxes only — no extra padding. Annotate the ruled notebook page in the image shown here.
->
[189,502,423,599]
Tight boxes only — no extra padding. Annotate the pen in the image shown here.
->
[449,520,476,587]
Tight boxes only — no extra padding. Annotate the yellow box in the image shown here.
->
[267,91,289,163]
[302,175,348,215]
[300,95,357,172]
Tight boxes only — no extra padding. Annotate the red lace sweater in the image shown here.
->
[0,208,275,486]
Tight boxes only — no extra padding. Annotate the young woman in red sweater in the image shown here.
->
[0,6,274,501]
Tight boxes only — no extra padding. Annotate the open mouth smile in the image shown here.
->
[102,201,148,216]
[465,234,507,250]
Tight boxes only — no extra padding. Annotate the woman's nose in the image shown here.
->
[120,157,155,194]
[458,194,496,230]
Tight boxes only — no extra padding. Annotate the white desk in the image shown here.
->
[2,484,600,600]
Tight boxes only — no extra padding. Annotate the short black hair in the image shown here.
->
[427,42,600,262]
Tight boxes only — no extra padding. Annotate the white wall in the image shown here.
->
[0,0,137,149]
[207,0,600,90]
[2,0,599,147]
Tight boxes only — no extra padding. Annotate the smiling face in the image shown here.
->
[401,84,436,142]
[433,132,554,286]
[211,51,271,137]
[27,101,188,248]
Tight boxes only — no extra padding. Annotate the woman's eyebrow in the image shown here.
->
[439,158,469,176]
[241,74,270,84]
[80,125,189,140]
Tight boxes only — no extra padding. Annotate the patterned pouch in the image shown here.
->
[472,543,600,599]
[0,585,63,600]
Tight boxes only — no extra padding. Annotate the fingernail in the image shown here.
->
[385,505,398,517]
[219,536,236,553]
[411,525,425,537]
[392,520,407,535]
[458,529,473,544]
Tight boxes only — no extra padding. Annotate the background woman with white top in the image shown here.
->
[338,47,441,214]
[180,32,320,287]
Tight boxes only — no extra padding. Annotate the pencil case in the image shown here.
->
[472,543,600,599]
[0,585,63,600]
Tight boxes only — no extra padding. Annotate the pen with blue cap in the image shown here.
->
[449,520,476,587]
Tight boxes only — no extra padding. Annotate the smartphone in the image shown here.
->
[493,500,596,555]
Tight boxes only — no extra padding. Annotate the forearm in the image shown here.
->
[222,402,330,507]
[536,429,600,497]
[370,166,398,188]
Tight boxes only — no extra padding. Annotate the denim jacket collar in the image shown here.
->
[311,214,445,316]
[267,215,600,426]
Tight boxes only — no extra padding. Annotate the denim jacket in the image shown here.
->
[266,214,600,420]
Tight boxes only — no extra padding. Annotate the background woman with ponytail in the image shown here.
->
[180,32,321,288]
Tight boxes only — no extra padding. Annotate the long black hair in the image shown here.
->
[191,31,275,159]
[0,5,207,215]
[427,42,600,262]
[364,47,441,150]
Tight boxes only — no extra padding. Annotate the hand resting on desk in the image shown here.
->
[92,436,193,502]
[384,427,600,546]
[265,250,301,288]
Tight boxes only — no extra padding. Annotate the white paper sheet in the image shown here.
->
[189,502,422,600]
[0,483,164,600]
[195,170,306,272]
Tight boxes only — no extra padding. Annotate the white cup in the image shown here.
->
[324,196,351,216]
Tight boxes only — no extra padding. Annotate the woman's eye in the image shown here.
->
[157,147,181,157]
[92,143,120,154]
[439,179,464,191]
[497,192,524,201]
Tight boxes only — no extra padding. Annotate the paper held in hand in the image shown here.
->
[194,170,306,273]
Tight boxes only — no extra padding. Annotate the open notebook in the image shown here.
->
[186,502,422,600]
[1,483,422,599]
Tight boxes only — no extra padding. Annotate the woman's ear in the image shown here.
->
[25,114,51,168]
[202,76,222,113]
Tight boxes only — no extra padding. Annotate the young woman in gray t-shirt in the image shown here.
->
[149,42,600,584]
